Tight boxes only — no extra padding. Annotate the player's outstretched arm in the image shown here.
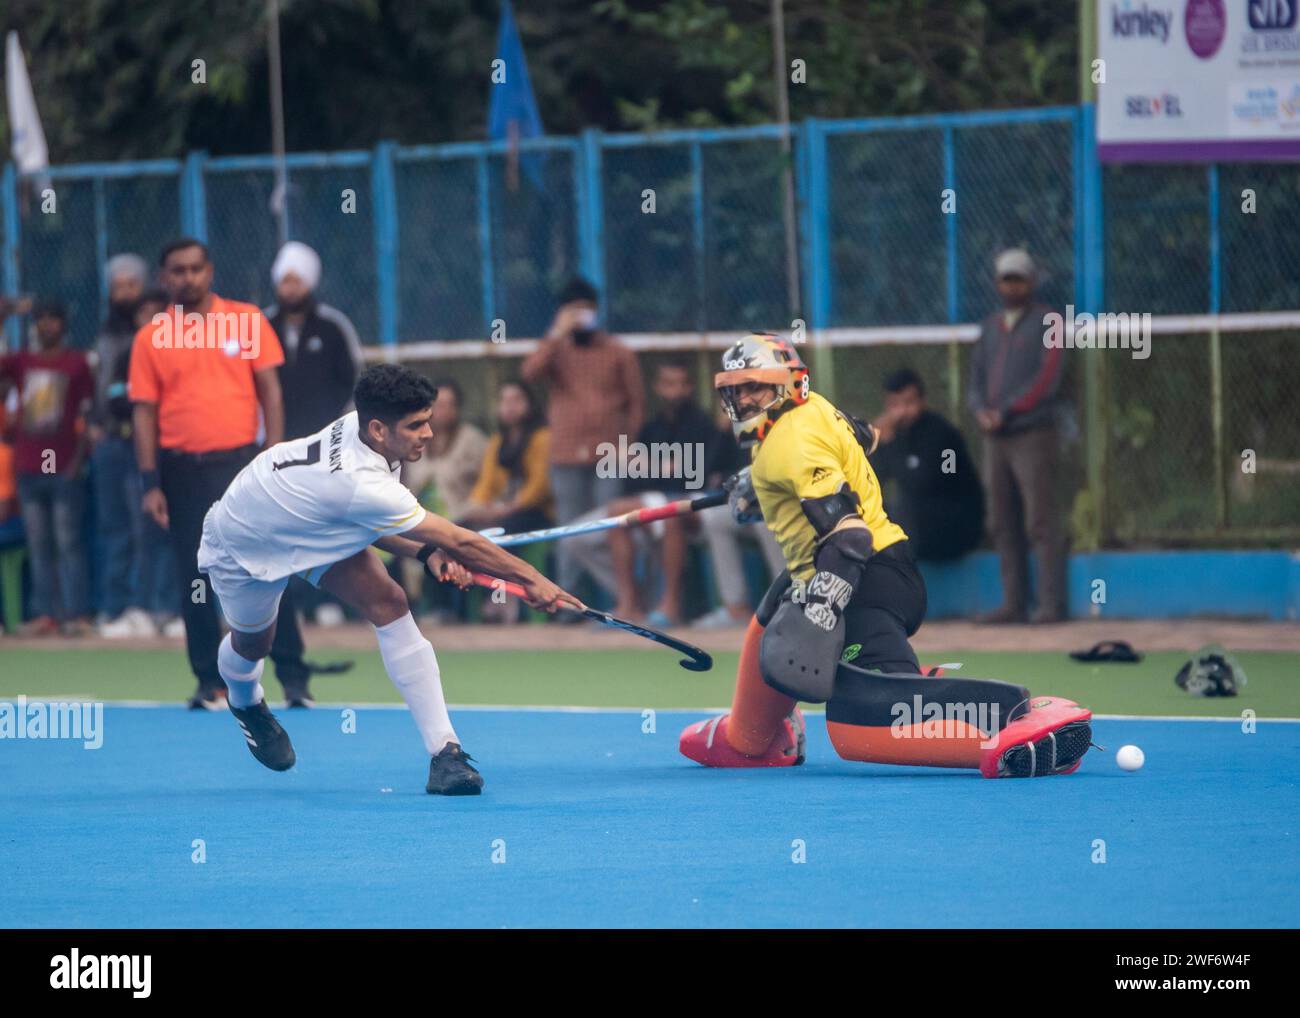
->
[386,514,584,613]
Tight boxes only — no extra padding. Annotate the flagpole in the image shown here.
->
[770,0,801,320]
[5,31,50,350]
[267,0,289,247]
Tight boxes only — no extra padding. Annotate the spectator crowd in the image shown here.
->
[0,242,1069,656]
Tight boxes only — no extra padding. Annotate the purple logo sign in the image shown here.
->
[1185,0,1226,59]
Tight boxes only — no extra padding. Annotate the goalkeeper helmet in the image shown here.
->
[715,332,810,446]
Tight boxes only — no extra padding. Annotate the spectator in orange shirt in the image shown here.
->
[129,237,312,708]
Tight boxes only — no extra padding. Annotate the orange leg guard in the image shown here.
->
[725,616,797,756]
[826,719,984,768]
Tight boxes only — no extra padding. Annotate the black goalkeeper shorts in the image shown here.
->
[841,540,927,675]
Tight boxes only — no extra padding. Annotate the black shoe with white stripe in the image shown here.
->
[426,742,483,796]
[229,700,296,772]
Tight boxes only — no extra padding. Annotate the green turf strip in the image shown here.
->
[1,648,1296,717]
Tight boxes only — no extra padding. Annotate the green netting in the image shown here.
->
[1105,333,1215,535]
[1218,164,1300,313]
[20,179,103,348]
[602,143,697,333]
[18,173,182,348]
[286,163,378,338]
[1103,164,1209,314]
[699,138,793,331]
[485,147,579,338]
[1219,331,1300,532]
[203,167,282,312]
[953,118,1075,320]
[394,155,483,341]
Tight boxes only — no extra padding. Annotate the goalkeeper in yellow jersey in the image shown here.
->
[679,334,1092,778]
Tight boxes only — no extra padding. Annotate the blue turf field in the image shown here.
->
[2,707,1297,928]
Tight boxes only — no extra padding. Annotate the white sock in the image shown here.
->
[218,633,265,708]
[374,613,457,755]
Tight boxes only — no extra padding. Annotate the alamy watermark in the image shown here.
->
[890,695,1000,749]
[150,306,262,360]
[50,949,150,997]
[595,435,705,490]
[1043,305,1151,360]
[0,696,104,749]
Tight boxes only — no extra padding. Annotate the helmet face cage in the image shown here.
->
[718,382,785,424]
[714,333,810,445]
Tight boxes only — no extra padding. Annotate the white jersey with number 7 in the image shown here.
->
[204,411,427,582]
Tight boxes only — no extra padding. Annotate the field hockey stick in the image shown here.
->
[462,572,713,672]
[488,489,727,548]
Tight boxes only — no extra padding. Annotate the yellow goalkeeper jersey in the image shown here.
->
[750,391,907,581]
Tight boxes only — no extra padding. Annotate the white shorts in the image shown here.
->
[198,511,328,633]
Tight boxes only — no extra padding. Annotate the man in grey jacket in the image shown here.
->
[967,249,1067,624]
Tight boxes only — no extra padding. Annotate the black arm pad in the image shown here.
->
[800,483,861,538]
[814,523,873,569]
[812,524,874,594]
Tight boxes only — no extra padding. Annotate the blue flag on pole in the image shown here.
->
[488,0,544,189]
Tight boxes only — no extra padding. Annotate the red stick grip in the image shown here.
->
[470,572,526,599]
[628,489,727,527]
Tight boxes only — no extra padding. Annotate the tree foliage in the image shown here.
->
[0,0,1078,161]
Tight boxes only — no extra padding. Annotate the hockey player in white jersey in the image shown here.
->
[197,364,583,795]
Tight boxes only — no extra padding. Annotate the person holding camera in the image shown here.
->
[520,278,643,598]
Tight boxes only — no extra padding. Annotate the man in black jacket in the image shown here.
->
[871,368,984,563]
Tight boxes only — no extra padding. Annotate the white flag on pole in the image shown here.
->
[6,31,49,175]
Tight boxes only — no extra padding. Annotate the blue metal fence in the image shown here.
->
[4,104,1298,353]
[4,103,1298,542]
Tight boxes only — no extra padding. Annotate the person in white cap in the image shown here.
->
[967,248,1067,624]
[264,241,366,631]
[265,241,365,442]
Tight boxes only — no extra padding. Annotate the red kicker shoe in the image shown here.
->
[979,696,1093,778]
[679,709,805,768]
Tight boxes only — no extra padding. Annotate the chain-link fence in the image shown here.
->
[204,153,380,336]
[602,132,795,334]
[9,167,182,347]
[1102,328,1300,542]
[1106,163,1300,314]
[3,106,1298,544]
